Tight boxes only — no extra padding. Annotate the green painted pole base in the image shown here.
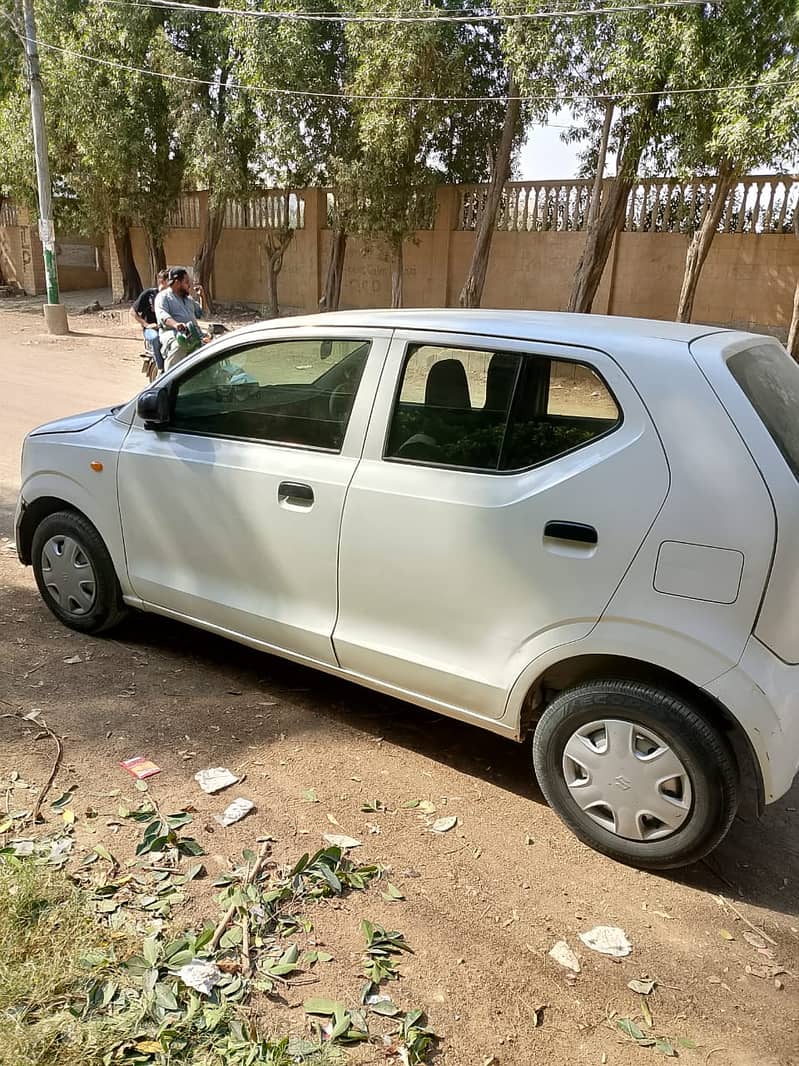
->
[43,245,60,304]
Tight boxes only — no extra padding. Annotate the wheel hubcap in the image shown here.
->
[40,535,97,616]
[562,719,692,841]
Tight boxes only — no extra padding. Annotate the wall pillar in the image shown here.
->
[432,186,458,307]
[301,188,326,312]
[15,205,44,295]
[106,231,129,301]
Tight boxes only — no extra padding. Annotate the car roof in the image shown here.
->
[234,308,731,348]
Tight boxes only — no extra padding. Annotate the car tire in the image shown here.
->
[31,510,128,635]
[532,680,738,869]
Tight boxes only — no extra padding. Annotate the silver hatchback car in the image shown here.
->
[15,310,799,868]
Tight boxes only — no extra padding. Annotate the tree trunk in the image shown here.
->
[391,240,403,308]
[788,210,799,360]
[586,101,614,230]
[320,228,347,311]
[112,216,142,300]
[568,90,662,314]
[263,227,293,318]
[145,231,166,280]
[676,158,736,323]
[194,199,225,313]
[787,280,799,361]
[459,78,520,308]
[567,175,634,313]
[265,253,279,318]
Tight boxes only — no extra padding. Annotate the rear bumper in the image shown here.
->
[706,635,799,804]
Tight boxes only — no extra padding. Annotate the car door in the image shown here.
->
[117,327,391,666]
[333,331,670,718]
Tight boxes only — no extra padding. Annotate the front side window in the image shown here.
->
[170,338,371,451]
[385,343,620,472]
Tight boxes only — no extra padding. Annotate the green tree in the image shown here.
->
[337,0,506,307]
[503,1,680,313]
[0,3,38,209]
[23,0,183,297]
[457,70,524,308]
[660,0,799,321]
[159,1,258,312]
[231,0,352,315]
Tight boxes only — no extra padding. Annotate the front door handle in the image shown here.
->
[278,481,314,507]
[544,521,598,545]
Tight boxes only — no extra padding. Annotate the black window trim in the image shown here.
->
[381,340,624,476]
[163,336,373,455]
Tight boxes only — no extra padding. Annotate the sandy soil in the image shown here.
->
[0,303,798,1066]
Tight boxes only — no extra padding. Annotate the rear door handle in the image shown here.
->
[278,481,314,507]
[544,521,598,545]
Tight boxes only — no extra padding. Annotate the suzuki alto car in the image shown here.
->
[15,310,799,869]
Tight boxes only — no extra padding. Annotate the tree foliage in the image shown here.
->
[333,0,507,305]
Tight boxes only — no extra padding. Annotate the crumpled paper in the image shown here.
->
[194,767,238,794]
[177,958,223,995]
[215,797,255,827]
[548,940,581,972]
[578,925,632,957]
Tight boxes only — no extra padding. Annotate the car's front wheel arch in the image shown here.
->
[17,495,80,565]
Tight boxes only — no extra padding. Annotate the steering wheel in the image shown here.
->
[395,432,441,461]
[328,383,352,421]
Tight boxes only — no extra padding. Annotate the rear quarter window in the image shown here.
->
[727,343,799,480]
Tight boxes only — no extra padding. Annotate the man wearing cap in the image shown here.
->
[154,266,207,371]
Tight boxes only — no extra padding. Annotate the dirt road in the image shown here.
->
[1,304,797,1066]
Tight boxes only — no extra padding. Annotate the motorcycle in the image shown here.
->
[140,320,228,382]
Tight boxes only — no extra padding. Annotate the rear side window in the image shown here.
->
[385,343,620,472]
[728,344,799,481]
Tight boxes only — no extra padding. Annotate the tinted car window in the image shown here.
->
[385,344,620,472]
[728,343,799,481]
[170,339,370,451]
[500,357,620,470]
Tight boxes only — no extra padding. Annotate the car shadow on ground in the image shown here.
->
[2,562,797,922]
[112,609,799,921]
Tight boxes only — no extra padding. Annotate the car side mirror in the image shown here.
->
[320,339,333,360]
[137,387,171,429]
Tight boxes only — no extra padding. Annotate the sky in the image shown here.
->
[518,114,799,181]
[517,119,586,180]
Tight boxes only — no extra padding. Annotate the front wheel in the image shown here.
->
[532,680,738,869]
[31,510,127,634]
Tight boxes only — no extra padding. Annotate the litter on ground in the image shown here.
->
[194,767,238,794]
[579,925,633,958]
[549,940,581,973]
[215,797,255,827]
[119,756,162,780]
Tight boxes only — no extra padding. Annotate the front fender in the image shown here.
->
[19,420,132,596]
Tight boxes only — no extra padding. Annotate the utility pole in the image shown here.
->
[21,0,68,334]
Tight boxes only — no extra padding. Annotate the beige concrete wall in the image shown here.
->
[0,223,106,294]
[0,225,24,289]
[107,186,799,335]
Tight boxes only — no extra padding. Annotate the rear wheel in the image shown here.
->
[532,680,738,869]
[31,510,127,634]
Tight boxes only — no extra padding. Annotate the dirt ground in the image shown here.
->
[1,301,798,1066]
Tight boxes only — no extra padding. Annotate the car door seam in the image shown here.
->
[331,329,398,669]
